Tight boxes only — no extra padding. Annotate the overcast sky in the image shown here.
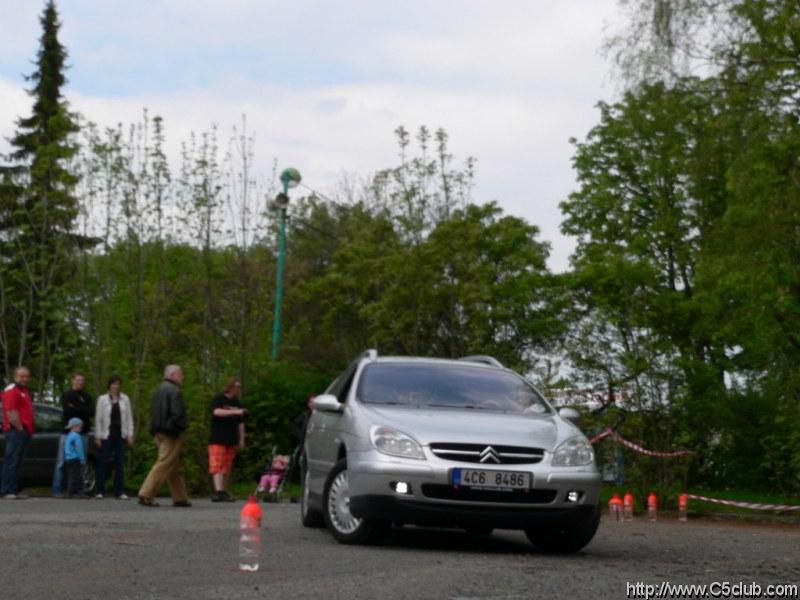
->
[0,0,619,271]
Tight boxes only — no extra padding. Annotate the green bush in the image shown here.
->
[233,363,333,485]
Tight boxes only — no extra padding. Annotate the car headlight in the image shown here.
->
[551,436,594,466]
[370,426,426,460]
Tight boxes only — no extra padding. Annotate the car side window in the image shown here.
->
[36,407,63,433]
[328,358,363,404]
[337,369,358,404]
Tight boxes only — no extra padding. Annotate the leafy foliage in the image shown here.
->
[567,0,800,493]
[4,0,800,497]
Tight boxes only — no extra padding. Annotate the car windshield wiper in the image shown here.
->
[362,400,409,406]
[426,403,482,410]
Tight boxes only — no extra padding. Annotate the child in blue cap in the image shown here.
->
[64,417,86,498]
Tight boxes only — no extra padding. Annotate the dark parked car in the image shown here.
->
[0,402,99,494]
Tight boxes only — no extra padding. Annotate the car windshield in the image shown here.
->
[356,362,551,415]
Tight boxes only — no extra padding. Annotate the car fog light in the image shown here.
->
[392,481,411,495]
[567,491,581,502]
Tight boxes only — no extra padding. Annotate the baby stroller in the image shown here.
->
[255,446,296,502]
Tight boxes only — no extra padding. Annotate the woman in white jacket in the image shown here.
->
[94,375,134,499]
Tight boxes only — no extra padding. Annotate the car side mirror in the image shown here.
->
[558,407,581,424]
[312,394,343,413]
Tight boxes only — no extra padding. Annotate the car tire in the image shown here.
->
[322,459,389,545]
[524,504,600,553]
[83,459,97,495]
[300,461,325,528]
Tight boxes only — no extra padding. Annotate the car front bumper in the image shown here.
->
[349,495,598,529]
[347,450,601,529]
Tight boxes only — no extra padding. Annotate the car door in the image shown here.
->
[28,405,63,482]
[306,359,359,492]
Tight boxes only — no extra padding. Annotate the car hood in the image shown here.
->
[359,404,579,451]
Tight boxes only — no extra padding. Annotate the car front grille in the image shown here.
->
[421,484,557,504]
[429,443,545,464]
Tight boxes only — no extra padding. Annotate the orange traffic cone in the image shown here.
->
[647,492,658,522]
[623,492,634,521]
[608,493,623,521]
[678,493,688,522]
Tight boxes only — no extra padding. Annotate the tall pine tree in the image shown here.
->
[0,0,83,394]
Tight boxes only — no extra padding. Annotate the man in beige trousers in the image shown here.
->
[138,365,191,507]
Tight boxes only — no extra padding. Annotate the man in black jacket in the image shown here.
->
[137,365,190,507]
[52,372,93,497]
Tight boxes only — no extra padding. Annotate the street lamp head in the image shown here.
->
[280,167,302,192]
[272,192,290,210]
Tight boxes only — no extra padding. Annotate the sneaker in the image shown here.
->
[95,493,104,499]
[173,500,192,507]
[52,493,64,499]
[116,494,129,500]
[211,492,225,503]
[222,491,236,502]
[2,494,17,500]
[137,496,159,507]
[15,493,28,500]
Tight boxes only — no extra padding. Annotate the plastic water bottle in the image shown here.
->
[623,492,634,522]
[647,492,658,522]
[239,496,263,572]
[678,493,688,522]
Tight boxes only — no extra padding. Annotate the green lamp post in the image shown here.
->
[270,167,302,361]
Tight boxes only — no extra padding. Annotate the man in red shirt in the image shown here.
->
[1,366,34,499]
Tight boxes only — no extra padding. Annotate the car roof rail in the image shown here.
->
[458,355,504,369]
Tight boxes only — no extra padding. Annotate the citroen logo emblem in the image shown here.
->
[480,446,501,464]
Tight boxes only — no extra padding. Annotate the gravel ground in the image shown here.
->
[0,498,797,599]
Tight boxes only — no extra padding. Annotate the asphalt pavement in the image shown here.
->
[0,498,798,599]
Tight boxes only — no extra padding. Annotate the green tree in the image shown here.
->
[289,201,559,373]
[698,0,800,490]
[368,126,476,244]
[577,0,800,493]
[0,0,83,393]
[560,82,732,492]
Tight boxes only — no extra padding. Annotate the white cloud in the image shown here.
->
[0,0,620,272]
[0,77,30,145]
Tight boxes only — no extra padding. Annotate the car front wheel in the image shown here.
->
[323,459,388,545]
[524,504,600,553]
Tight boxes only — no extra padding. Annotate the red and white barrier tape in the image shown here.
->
[590,427,692,457]
[685,493,800,512]
[590,428,613,443]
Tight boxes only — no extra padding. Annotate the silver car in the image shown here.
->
[300,351,601,552]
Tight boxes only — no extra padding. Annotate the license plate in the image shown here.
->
[452,468,531,490]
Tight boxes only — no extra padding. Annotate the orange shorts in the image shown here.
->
[208,444,237,474]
